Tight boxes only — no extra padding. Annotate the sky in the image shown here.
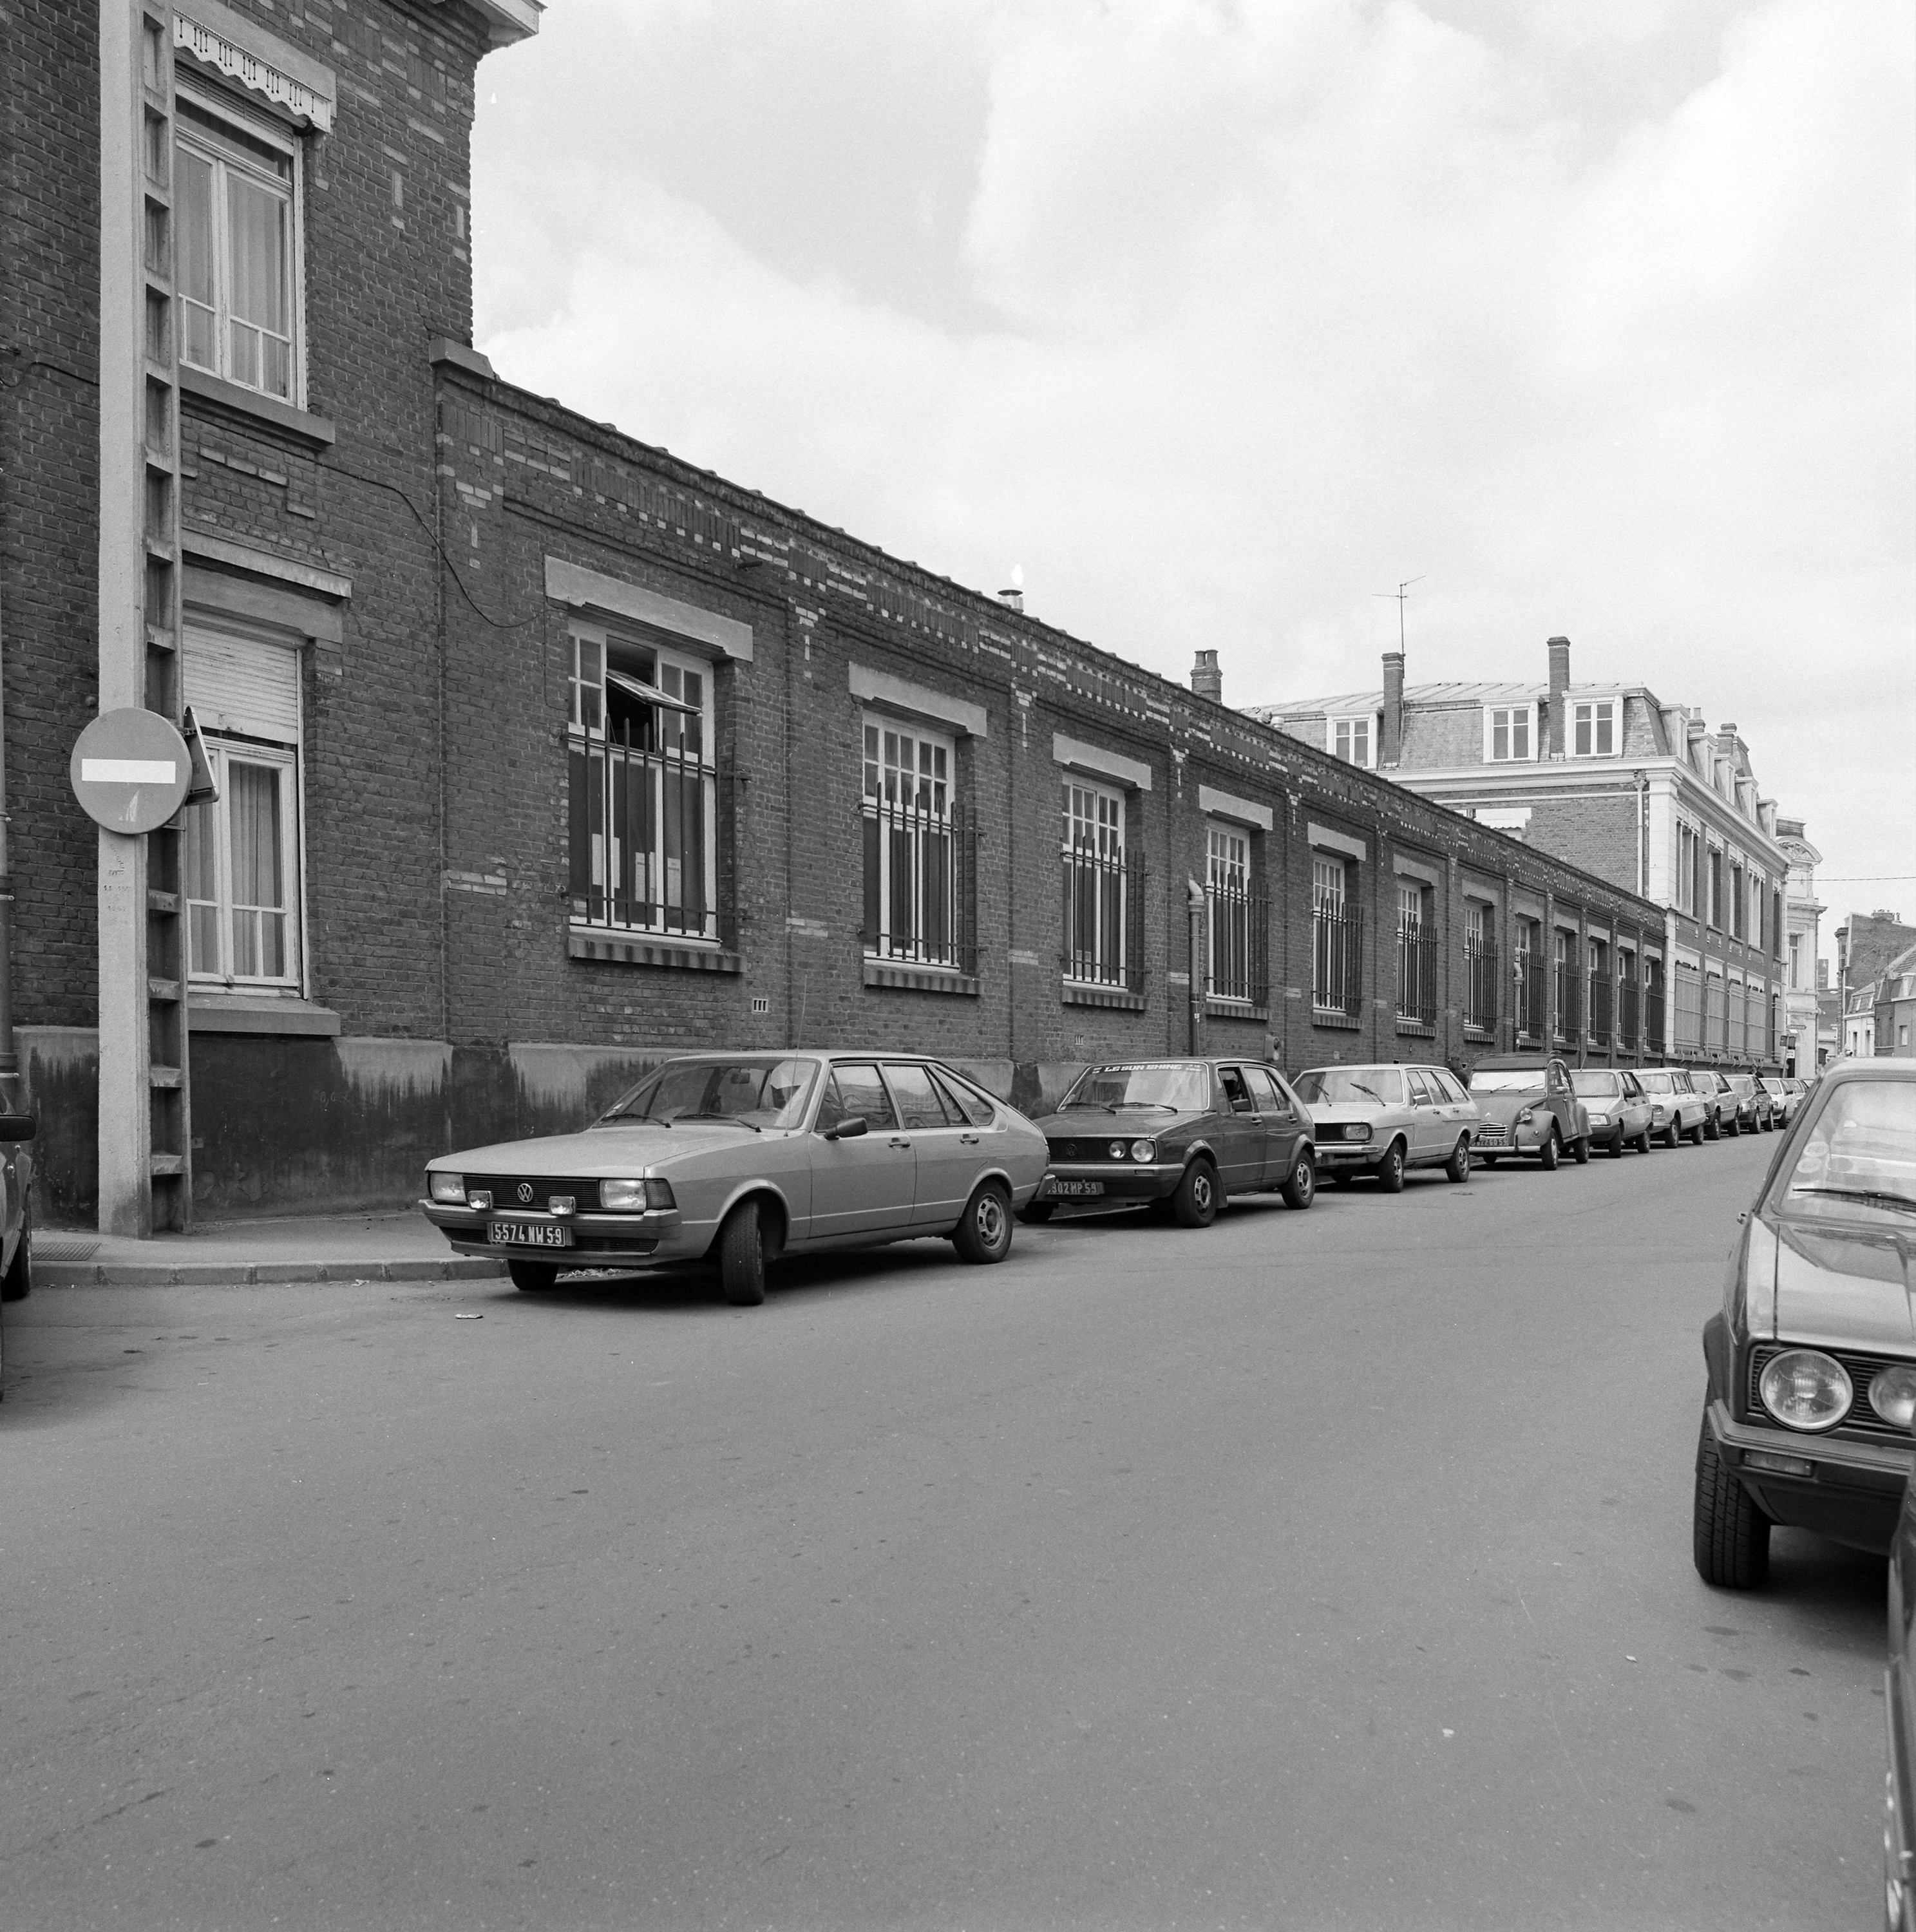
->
[470,0,1915,960]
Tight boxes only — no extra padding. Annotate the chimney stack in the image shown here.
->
[996,587,1023,614]
[1380,650,1405,766]
[1191,649,1222,703]
[1546,635,1571,757]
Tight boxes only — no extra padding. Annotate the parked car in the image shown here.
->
[1693,1059,1916,1587]
[1027,1057,1316,1227]
[1290,1062,1479,1192]
[1634,1067,1710,1148]
[1888,1453,1916,1930]
[0,1108,37,1397]
[1722,1072,1773,1133]
[1758,1074,1797,1127]
[421,1052,1048,1305]
[1570,1067,1656,1157]
[1688,1068,1736,1139]
[1464,1055,1591,1168]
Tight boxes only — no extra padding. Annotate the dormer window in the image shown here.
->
[1484,703,1535,762]
[1571,698,1617,757]
[1331,715,1374,768]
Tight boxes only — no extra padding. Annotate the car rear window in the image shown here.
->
[1571,1071,1622,1098]
[931,1068,996,1126]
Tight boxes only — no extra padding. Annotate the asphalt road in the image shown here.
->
[0,1131,1888,1931]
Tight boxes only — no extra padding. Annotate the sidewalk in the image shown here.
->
[33,1210,504,1287]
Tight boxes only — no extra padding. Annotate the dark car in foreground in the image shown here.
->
[1027,1058,1316,1228]
[1888,1463,1916,1929]
[0,1108,39,1395]
[1694,1060,1916,1587]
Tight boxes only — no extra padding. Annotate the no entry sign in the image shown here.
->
[70,708,193,834]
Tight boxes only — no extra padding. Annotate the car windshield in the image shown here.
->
[1726,1076,1754,1094]
[1061,1063,1214,1112]
[1769,1079,1916,1224]
[1571,1071,1622,1098]
[1468,1069,1548,1095]
[1293,1068,1405,1107]
[596,1056,821,1131]
[1636,1071,1676,1094]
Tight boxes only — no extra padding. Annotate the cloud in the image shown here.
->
[473,0,1916,916]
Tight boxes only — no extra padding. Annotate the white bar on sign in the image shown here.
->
[82,759,176,784]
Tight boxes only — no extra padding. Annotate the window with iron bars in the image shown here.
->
[1205,822,1266,1004]
[1618,950,1640,1049]
[1061,777,1142,989]
[1463,901,1498,1032]
[1395,879,1436,1028]
[861,717,974,971]
[1312,855,1363,1016]
[1513,918,1545,1040]
[566,624,721,942]
[1643,958,1665,1056]
[1587,938,1613,1048]
[1705,971,1727,1049]
[1553,929,1580,1039]
[1673,961,1702,1052]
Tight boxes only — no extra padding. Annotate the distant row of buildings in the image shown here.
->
[1834,913,1916,1062]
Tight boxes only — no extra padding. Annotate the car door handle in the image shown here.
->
[960,1133,980,1144]
[889,1136,912,1149]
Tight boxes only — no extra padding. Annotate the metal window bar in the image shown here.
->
[1588,971,1614,1049]
[1061,845,1145,990]
[1205,885,1267,1005]
[1312,904,1364,1016]
[1619,973,1640,1051]
[860,793,976,972]
[1644,985,1665,1057]
[567,728,721,940]
[1396,923,1437,1027]
[1515,950,1546,1041]
[1554,950,1581,1040]
[1464,938,1499,1032]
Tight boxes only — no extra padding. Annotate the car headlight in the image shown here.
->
[1870,1365,1916,1429]
[1108,1141,1126,1160]
[1130,1139,1156,1162]
[428,1171,465,1205]
[1758,1349,1854,1432]
[1348,1124,1372,1144]
[1515,1108,1535,1127]
[599,1177,676,1211]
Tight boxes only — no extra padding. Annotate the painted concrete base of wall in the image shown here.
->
[17,1029,1064,1224]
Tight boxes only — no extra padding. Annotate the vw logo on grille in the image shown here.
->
[517,1183,534,1204]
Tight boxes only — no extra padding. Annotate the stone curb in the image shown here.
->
[37,1257,507,1288]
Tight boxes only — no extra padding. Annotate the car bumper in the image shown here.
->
[420,1200,691,1269]
[1705,1396,1911,1553]
[1466,1122,1551,1157]
[1313,1138,1380,1170]
[1039,1162,1182,1202]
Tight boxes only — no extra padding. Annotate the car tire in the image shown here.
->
[1170,1157,1220,1227]
[1636,1127,1654,1155]
[1663,1121,1682,1150]
[1280,1150,1316,1210]
[1329,1171,1355,1189]
[1693,1414,1770,1589]
[1703,1113,1720,1142]
[1572,1133,1590,1165]
[1480,1153,1499,1168]
[954,1179,1014,1263]
[1724,1115,1740,1138]
[507,1259,559,1293]
[1016,1201,1056,1226]
[1,1215,32,1303]
[1608,1130,1626,1159]
[1376,1141,1406,1193]
[717,1198,770,1305]
[1445,1137,1471,1184]
[1538,1128,1560,1171]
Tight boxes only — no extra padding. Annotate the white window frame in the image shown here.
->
[1206,820,1254,1001]
[1571,696,1619,759]
[565,619,719,943]
[1483,703,1537,763]
[1331,715,1375,768]
[175,81,306,405]
[1311,853,1354,1012]
[862,712,959,967]
[1676,822,1698,914]
[1061,776,1127,986]
[184,736,303,989]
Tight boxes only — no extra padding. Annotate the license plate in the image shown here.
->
[1044,1178,1105,1198]
[488,1220,574,1249]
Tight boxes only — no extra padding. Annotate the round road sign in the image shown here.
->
[70,708,192,835]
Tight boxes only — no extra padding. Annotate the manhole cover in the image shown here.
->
[34,1234,100,1262]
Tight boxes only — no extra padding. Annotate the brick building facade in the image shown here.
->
[4,0,1669,1226]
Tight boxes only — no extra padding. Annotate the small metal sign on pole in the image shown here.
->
[68,708,193,835]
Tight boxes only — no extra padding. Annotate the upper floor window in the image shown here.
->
[1788,932,1802,989]
[1061,777,1132,988]
[1708,848,1724,929]
[1331,716,1374,768]
[1730,862,1745,938]
[1484,704,1535,762]
[1571,698,1617,757]
[1676,823,1698,914]
[862,717,967,971]
[176,88,302,403]
[566,622,717,942]
[184,737,300,987]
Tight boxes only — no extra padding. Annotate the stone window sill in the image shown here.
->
[862,958,979,997]
[179,366,337,449]
[1311,1007,1363,1031]
[569,930,741,974]
[1396,1019,1437,1038]
[1204,1000,1269,1023]
[189,992,341,1036]
[1062,980,1146,1013]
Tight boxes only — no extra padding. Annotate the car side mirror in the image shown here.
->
[0,1113,36,1142]
[822,1115,868,1141]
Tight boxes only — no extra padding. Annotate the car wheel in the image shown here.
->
[954,1179,1014,1263]
[1693,1414,1770,1589]
[1636,1127,1654,1155]
[1538,1128,1560,1171]
[717,1197,770,1305]
[1016,1201,1056,1226]
[1608,1130,1626,1159]
[1444,1137,1471,1184]
[1,1215,32,1303]
[1170,1157,1220,1227]
[1376,1141,1406,1193]
[1724,1115,1740,1138]
[1663,1121,1682,1150]
[1572,1132,1590,1165]
[1703,1113,1720,1142]
[507,1259,559,1293]
[1280,1150,1316,1210]
[1329,1171,1355,1189]
[1480,1153,1499,1167]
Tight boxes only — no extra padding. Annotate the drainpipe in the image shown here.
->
[1635,770,1649,898]
[1186,878,1206,1056]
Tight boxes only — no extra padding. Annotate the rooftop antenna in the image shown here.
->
[1372,575,1425,653]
